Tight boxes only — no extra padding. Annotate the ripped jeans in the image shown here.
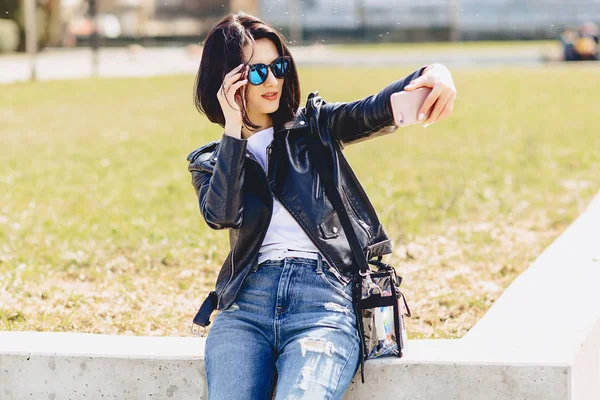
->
[204,253,361,400]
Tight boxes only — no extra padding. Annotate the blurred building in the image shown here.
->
[63,0,230,39]
[260,0,600,41]
[59,0,600,42]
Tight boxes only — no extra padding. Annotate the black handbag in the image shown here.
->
[305,132,411,384]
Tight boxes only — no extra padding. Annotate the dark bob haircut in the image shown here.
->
[194,12,301,132]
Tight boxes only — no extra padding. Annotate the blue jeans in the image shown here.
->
[204,254,361,399]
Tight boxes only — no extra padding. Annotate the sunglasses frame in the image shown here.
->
[247,55,292,86]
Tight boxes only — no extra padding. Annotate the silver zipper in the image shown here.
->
[315,172,321,199]
[358,219,372,238]
[267,143,273,177]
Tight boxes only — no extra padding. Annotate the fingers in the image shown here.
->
[225,63,246,79]
[404,74,433,91]
[407,64,456,127]
[224,79,248,111]
[417,85,443,119]
[228,79,248,98]
[423,90,453,125]
[437,100,453,122]
[219,64,249,98]
[403,79,420,91]
[217,64,249,122]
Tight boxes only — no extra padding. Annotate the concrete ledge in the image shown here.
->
[1,193,599,399]
[0,332,207,399]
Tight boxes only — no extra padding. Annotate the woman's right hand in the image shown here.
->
[217,63,249,128]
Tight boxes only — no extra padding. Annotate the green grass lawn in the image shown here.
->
[1,64,598,339]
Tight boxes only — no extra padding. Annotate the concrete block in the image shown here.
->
[0,332,207,399]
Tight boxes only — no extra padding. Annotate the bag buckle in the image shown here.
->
[361,272,382,296]
[190,322,208,337]
[359,248,374,276]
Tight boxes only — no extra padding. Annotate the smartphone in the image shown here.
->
[390,87,432,127]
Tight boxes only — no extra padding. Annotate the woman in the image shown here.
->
[189,12,456,400]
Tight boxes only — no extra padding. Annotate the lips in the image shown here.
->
[262,92,278,99]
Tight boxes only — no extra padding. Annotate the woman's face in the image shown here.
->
[241,39,285,123]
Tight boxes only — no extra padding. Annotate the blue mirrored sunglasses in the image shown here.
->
[247,56,292,86]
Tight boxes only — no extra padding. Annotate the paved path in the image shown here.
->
[0,45,548,84]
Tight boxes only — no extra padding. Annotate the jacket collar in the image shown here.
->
[281,106,308,131]
[282,90,325,131]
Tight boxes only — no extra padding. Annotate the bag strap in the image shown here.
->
[305,133,370,274]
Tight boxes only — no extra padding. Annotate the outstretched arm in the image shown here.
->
[319,66,428,149]
[321,64,457,148]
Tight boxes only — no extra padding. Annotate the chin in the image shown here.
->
[261,103,280,114]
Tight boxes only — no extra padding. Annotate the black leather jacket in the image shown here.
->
[189,66,427,329]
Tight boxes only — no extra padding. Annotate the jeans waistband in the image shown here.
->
[257,248,321,266]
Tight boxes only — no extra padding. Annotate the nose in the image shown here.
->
[264,67,278,86]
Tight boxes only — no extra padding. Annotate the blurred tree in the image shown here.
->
[0,0,61,52]
[0,18,19,53]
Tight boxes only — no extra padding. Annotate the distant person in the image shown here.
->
[560,28,580,61]
[577,21,599,60]
[560,22,599,61]
[187,11,457,399]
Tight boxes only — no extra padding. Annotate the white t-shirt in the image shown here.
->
[246,126,321,254]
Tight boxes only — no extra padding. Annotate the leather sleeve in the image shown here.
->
[320,66,429,149]
[188,134,247,230]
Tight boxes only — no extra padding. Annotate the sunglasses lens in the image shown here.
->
[249,65,268,85]
[273,57,290,78]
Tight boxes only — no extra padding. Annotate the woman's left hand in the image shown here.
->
[403,63,457,128]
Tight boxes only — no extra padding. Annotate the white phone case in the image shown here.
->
[390,87,432,127]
